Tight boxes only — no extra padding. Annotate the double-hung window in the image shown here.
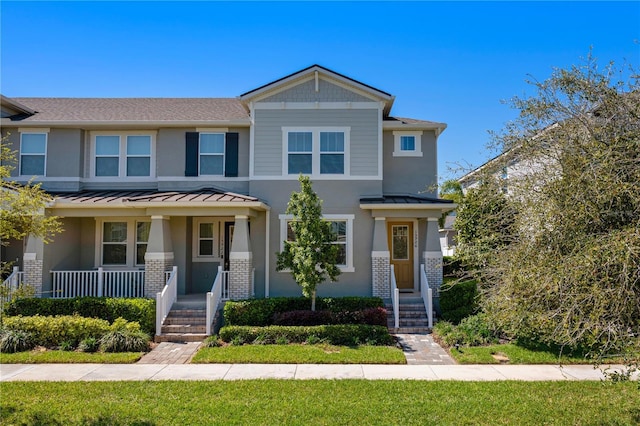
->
[20,133,47,176]
[393,131,423,157]
[284,127,349,177]
[199,133,225,175]
[99,219,150,267]
[93,132,154,178]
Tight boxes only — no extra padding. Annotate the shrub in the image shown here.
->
[433,313,500,347]
[0,328,35,353]
[439,280,478,324]
[60,340,75,351]
[272,310,333,326]
[3,315,111,348]
[219,324,394,346]
[99,330,150,353]
[203,335,223,348]
[78,337,99,353]
[272,307,388,327]
[442,256,464,277]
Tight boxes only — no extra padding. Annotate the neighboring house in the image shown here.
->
[1,65,454,313]
[439,214,456,257]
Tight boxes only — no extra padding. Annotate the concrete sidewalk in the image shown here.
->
[1,363,634,382]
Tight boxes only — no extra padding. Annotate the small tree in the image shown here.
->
[276,176,341,310]
[438,179,464,228]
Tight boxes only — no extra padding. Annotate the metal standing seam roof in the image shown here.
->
[360,194,454,205]
[50,189,262,205]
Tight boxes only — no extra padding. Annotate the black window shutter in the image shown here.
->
[185,132,199,176]
[225,132,239,177]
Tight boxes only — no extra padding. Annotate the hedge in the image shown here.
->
[272,307,387,327]
[4,297,155,334]
[2,315,112,347]
[219,324,394,346]
[439,280,478,324]
[224,297,385,326]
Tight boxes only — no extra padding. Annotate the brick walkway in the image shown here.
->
[394,333,456,365]
[137,342,202,364]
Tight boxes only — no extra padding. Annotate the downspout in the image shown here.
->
[265,209,270,297]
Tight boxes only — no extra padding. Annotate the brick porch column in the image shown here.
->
[229,215,252,300]
[423,217,443,294]
[144,216,174,298]
[371,217,390,298]
[23,234,44,297]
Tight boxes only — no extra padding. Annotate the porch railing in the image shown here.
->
[206,266,230,335]
[389,264,399,329]
[156,266,178,336]
[420,264,434,328]
[51,268,145,298]
[1,266,24,303]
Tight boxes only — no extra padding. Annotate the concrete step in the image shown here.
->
[163,316,206,326]
[390,327,431,334]
[154,333,208,343]
[161,324,207,334]
[167,309,206,317]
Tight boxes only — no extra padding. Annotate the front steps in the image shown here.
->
[155,295,209,343]
[387,295,432,334]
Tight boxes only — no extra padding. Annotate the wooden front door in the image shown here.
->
[388,222,414,289]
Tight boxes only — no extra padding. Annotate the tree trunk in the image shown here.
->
[311,290,316,311]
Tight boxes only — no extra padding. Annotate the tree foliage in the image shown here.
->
[477,54,640,357]
[276,176,341,310]
[438,179,464,228]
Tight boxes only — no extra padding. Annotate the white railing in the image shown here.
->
[156,266,178,336]
[389,264,399,329]
[420,264,434,328]
[206,266,227,335]
[1,266,24,303]
[51,268,145,298]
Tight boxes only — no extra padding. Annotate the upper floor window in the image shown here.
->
[20,133,47,176]
[185,131,239,178]
[199,133,225,175]
[283,127,349,176]
[393,131,423,157]
[92,132,155,178]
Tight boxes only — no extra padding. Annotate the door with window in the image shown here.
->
[387,222,414,290]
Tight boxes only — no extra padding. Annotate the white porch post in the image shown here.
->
[371,217,390,298]
[423,217,443,293]
[144,215,174,298]
[23,234,44,297]
[229,215,252,300]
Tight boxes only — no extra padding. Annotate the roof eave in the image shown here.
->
[383,121,447,133]
[1,119,252,127]
[360,202,457,210]
[0,95,37,116]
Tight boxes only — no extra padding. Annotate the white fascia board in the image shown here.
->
[254,102,379,110]
[383,121,447,132]
[360,203,457,210]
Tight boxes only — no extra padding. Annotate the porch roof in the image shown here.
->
[359,194,456,217]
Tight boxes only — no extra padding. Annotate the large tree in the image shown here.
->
[479,54,640,358]
[276,176,341,310]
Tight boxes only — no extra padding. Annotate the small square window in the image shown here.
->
[400,136,415,151]
[393,132,423,157]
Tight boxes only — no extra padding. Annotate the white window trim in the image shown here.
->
[282,127,350,177]
[199,133,226,176]
[95,218,150,268]
[278,213,355,272]
[19,131,48,177]
[192,218,223,262]
[393,131,423,157]
[90,131,156,180]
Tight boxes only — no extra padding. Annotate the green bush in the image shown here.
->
[0,328,36,353]
[224,297,384,326]
[99,330,150,353]
[78,337,99,353]
[219,324,394,346]
[442,256,464,276]
[3,315,110,348]
[439,280,478,324]
[433,313,500,347]
[4,297,155,334]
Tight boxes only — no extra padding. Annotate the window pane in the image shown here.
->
[200,155,224,175]
[330,221,347,241]
[103,244,127,265]
[127,136,151,155]
[335,244,346,266]
[96,157,119,176]
[200,223,213,238]
[104,222,127,243]
[96,136,120,155]
[127,157,150,176]
[288,132,312,152]
[21,134,46,153]
[286,223,296,241]
[392,226,409,260]
[20,155,45,175]
[200,134,225,153]
[288,154,312,174]
[400,136,415,151]
[137,222,150,242]
[136,244,147,265]
[199,240,213,256]
[320,132,344,152]
[320,154,344,174]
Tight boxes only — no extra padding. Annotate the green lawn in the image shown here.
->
[192,343,406,364]
[0,350,143,364]
[1,381,638,425]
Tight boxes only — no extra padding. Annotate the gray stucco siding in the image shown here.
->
[253,109,379,177]
[261,78,373,103]
[382,130,438,196]
[46,129,83,178]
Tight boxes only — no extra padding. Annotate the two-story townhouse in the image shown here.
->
[1,65,454,334]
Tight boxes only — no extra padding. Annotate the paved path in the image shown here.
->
[394,334,455,365]
[1,363,633,381]
[137,342,202,364]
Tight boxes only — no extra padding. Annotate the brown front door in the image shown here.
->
[388,222,414,289]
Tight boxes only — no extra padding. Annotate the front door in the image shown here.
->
[388,222,414,290]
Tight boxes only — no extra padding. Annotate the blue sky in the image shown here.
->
[1,1,638,180]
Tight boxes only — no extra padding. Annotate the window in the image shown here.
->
[283,127,349,176]
[200,133,225,175]
[279,214,354,272]
[192,218,221,261]
[20,133,47,176]
[98,219,150,267]
[393,131,423,157]
[198,222,215,256]
[92,132,154,178]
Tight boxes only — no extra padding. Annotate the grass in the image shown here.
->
[0,349,143,364]
[192,343,406,364]
[1,381,638,425]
